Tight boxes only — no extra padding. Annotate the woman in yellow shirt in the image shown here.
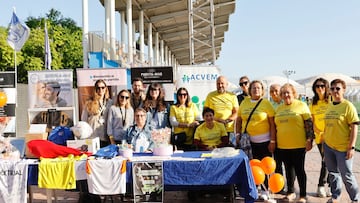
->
[309,78,331,197]
[193,107,228,150]
[169,87,200,150]
[323,79,359,203]
[275,83,314,203]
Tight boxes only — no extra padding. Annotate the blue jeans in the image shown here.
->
[324,143,359,201]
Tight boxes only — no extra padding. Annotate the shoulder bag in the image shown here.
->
[239,99,263,159]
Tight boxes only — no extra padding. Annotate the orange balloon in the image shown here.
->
[249,159,262,168]
[0,92,7,107]
[251,165,265,185]
[261,156,276,175]
[269,173,285,193]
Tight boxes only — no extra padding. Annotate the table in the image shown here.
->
[28,150,258,203]
[127,151,258,202]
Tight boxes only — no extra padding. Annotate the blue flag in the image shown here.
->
[7,11,30,51]
[44,22,52,70]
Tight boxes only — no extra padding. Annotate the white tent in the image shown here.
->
[296,73,360,98]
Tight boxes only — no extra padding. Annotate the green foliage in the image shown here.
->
[0,9,83,83]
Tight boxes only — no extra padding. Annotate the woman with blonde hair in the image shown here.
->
[107,89,134,145]
[274,83,314,203]
[81,79,113,147]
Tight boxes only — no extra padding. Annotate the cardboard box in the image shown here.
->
[66,137,100,154]
[25,132,48,158]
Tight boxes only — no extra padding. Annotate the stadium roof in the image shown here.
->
[99,0,235,65]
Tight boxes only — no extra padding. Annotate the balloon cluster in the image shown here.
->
[250,156,285,194]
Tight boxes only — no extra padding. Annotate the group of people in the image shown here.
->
[80,75,359,203]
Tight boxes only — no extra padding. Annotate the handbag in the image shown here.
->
[239,99,263,159]
[171,132,187,147]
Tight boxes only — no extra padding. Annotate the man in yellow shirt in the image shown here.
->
[204,76,238,142]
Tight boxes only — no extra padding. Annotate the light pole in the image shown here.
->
[283,70,296,83]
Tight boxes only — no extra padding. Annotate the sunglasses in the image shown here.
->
[330,87,341,91]
[150,88,160,91]
[96,86,106,90]
[120,95,129,100]
[315,84,326,88]
[239,81,249,86]
[178,93,187,97]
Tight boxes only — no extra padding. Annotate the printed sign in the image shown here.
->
[132,161,164,203]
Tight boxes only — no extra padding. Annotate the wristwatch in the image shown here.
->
[350,146,355,150]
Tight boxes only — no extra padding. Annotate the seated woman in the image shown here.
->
[193,107,229,150]
[124,108,154,152]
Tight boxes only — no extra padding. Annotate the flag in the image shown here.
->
[7,11,30,51]
[44,22,52,70]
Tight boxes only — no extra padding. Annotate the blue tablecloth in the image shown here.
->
[128,151,258,202]
[28,150,258,202]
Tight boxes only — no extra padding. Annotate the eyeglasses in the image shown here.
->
[239,81,249,86]
[330,87,341,91]
[315,84,326,88]
[135,114,146,117]
[150,88,160,91]
[120,95,129,100]
[178,93,187,97]
[96,86,106,90]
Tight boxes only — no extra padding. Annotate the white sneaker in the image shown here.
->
[317,186,326,198]
[326,186,332,197]
[258,190,269,200]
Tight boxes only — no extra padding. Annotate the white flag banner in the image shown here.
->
[7,11,30,51]
[175,65,220,114]
[44,22,52,70]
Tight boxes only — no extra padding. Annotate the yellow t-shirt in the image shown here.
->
[170,102,199,144]
[238,98,275,136]
[204,91,238,132]
[309,100,329,144]
[324,100,359,152]
[38,156,76,189]
[194,121,227,148]
[275,99,312,149]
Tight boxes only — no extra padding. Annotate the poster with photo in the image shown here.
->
[28,70,74,108]
[132,161,164,203]
[131,67,174,102]
[76,68,127,117]
[0,72,16,137]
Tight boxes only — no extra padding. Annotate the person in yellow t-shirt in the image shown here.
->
[204,76,238,138]
[323,79,359,203]
[274,83,314,202]
[309,78,331,198]
[236,80,276,159]
[170,87,200,151]
[193,107,228,150]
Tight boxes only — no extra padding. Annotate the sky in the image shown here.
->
[1,0,360,83]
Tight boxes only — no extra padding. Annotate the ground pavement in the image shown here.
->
[29,146,360,203]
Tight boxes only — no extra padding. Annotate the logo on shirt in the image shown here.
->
[0,170,22,176]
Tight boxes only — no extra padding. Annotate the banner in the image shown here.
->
[131,67,174,102]
[28,70,74,131]
[175,65,220,114]
[0,72,16,137]
[28,70,73,108]
[76,68,127,117]
[7,11,30,51]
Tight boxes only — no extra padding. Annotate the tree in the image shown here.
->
[0,9,83,83]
